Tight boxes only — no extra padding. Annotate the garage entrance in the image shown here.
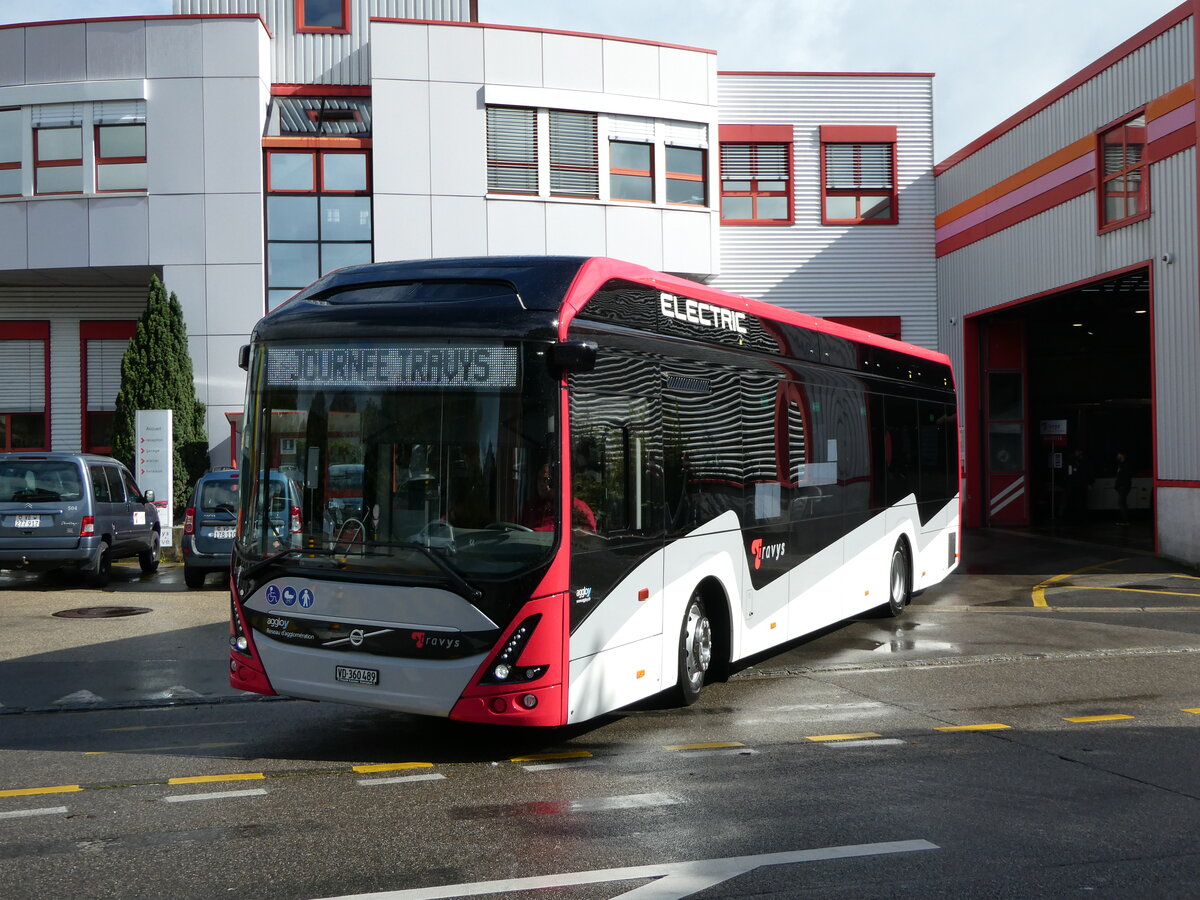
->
[965,267,1153,534]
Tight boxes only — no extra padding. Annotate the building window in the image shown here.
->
[295,0,350,33]
[34,126,83,195]
[666,146,706,206]
[820,125,898,225]
[266,149,373,309]
[1099,111,1148,230]
[81,322,136,453]
[549,110,598,199]
[0,323,49,451]
[486,106,538,195]
[269,96,371,137]
[610,140,653,202]
[0,108,20,197]
[95,125,146,192]
[720,142,791,223]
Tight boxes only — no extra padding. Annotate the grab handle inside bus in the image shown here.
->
[548,340,598,373]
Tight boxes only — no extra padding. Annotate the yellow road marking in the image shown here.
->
[1063,714,1134,723]
[85,742,243,756]
[1032,559,1127,607]
[352,762,435,773]
[1052,586,1200,599]
[663,742,745,751]
[806,733,882,743]
[934,723,1012,732]
[1183,708,1200,715]
[0,784,82,798]
[104,721,246,733]
[168,773,266,785]
[509,751,593,763]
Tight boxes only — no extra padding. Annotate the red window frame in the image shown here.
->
[94,124,147,194]
[80,321,136,454]
[0,107,19,198]
[665,145,707,207]
[820,125,898,226]
[295,0,351,34]
[0,321,51,452]
[485,106,538,196]
[719,126,794,225]
[33,126,83,196]
[609,140,654,203]
[1096,109,1149,234]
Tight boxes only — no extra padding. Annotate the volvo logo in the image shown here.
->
[349,629,365,647]
[323,627,393,649]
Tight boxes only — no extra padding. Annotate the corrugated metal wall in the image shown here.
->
[0,288,150,452]
[712,75,937,349]
[173,0,472,84]
[938,19,1194,211]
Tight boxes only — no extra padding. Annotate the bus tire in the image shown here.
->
[884,540,911,617]
[675,592,713,706]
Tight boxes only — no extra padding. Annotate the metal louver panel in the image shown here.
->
[487,106,537,194]
[93,100,146,125]
[720,144,788,180]
[86,340,129,412]
[825,143,893,189]
[549,110,597,198]
[31,104,84,128]
[0,341,46,413]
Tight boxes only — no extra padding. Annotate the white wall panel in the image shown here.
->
[203,194,263,265]
[205,263,264,336]
[149,195,206,266]
[27,200,89,270]
[370,22,428,81]
[430,195,486,256]
[428,25,484,83]
[0,28,24,86]
[206,333,251,407]
[660,47,711,106]
[25,24,86,84]
[546,203,606,256]
[484,28,542,88]
[201,18,265,79]
[147,78,206,195]
[163,264,209,338]
[88,198,150,267]
[603,40,659,99]
[486,200,546,256]
[543,33,603,93]
[661,208,713,276]
[428,81,484,196]
[202,77,265,194]
[145,19,204,78]
[0,203,28,270]
[372,79,431,195]
[606,206,663,271]
[87,21,147,81]
[372,194,432,261]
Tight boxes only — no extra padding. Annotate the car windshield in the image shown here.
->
[237,340,559,581]
[0,461,84,503]
[199,478,240,514]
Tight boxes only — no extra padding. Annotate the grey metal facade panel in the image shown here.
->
[938,17,1194,212]
[173,0,472,84]
[713,74,937,349]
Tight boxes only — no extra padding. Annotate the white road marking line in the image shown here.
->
[521,759,603,772]
[567,793,681,812]
[673,747,760,759]
[357,773,447,787]
[162,788,267,803]
[315,839,939,900]
[822,739,907,748]
[0,806,68,820]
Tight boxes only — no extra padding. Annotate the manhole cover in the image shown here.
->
[53,606,153,619]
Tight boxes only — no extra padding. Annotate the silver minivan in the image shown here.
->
[0,452,161,586]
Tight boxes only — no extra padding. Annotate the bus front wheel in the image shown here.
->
[676,592,712,706]
[884,541,912,617]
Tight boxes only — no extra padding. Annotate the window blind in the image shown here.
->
[0,340,46,413]
[720,144,788,180]
[86,339,129,412]
[549,110,597,198]
[486,106,537,194]
[663,120,708,149]
[608,114,655,143]
[31,103,84,128]
[93,100,146,125]
[825,143,893,190]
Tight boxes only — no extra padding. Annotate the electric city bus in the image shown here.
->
[228,256,960,727]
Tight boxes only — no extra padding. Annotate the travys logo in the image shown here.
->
[750,538,786,570]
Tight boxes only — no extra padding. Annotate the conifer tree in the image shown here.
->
[111,276,208,513]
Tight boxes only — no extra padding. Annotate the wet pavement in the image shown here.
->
[1,526,1197,714]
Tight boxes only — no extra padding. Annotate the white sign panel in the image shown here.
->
[136,409,174,547]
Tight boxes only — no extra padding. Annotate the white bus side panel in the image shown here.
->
[567,634,665,724]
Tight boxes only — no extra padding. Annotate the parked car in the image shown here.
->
[181,468,240,589]
[0,452,160,586]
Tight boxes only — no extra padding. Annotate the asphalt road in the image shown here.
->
[2,528,1199,898]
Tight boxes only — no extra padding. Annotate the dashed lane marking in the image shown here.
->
[0,806,68,820]
[1063,714,1135,723]
[663,742,744,751]
[805,732,883,742]
[0,784,82,798]
[353,762,435,774]
[104,720,248,733]
[934,723,1012,732]
[162,788,268,803]
[84,742,244,755]
[358,773,446,787]
[521,759,603,772]
[168,773,266,785]
[1184,708,1200,714]
[509,751,593,763]
[822,739,907,748]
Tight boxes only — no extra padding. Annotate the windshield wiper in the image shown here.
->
[239,545,345,579]
[358,540,483,602]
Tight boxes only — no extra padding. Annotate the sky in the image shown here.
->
[0,0,1186,160]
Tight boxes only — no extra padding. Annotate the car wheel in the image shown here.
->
[184,567,206,589]
[675,592,712,706]
[139,530,161,574]
[884,541,911,617]
[88,543,112,588]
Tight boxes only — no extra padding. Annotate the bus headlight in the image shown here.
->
[493,663,511,681]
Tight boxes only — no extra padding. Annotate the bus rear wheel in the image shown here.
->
[676,593,712,706]
[884,541,911,617]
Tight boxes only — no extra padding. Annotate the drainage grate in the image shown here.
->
[53,606,153,619]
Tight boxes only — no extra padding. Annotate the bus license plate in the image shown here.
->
[336,665,379,686]
[14,515,40,528]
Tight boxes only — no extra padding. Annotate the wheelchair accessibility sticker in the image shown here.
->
[265,584,315,608]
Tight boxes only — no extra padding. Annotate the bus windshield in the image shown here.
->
[237,340,559,581]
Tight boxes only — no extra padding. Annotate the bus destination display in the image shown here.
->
[267,344,520,389]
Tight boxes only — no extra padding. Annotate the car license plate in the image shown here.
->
[211,527,236,540]
[335,665,379,686]
[14,515,40,528]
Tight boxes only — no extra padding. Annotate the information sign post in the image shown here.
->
[136,409,174,547]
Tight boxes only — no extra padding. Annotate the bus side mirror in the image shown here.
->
[238,344,250,370]
[548,341,598,373]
